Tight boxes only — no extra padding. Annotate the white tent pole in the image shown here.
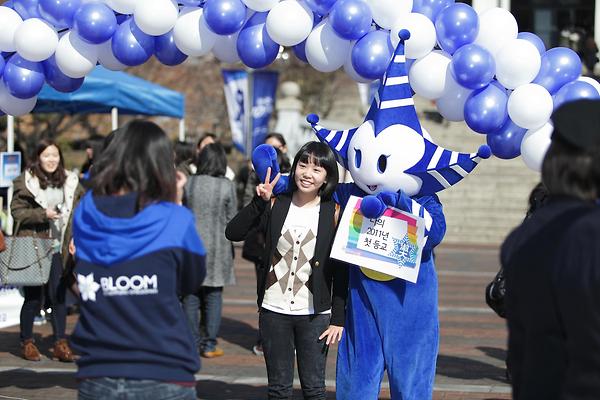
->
[111,107,118,130]
[179,119,185,142]
[7,115,15,235]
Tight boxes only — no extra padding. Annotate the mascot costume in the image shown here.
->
[253,30,491,400]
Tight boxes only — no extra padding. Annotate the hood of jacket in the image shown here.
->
[73,192,202,266]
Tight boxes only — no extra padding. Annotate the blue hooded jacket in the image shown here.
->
[70,192,206,383]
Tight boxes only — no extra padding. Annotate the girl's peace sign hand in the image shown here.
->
[256,167,281,201]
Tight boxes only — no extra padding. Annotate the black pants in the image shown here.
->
[20,253,67,342]
[259,308,330,400]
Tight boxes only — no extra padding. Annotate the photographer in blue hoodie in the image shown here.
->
[70,120,207,400]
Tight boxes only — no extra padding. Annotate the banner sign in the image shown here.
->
[222,70,278,155]
[331,195,426,283]
[0,152,21,188]
[222,70,248,154]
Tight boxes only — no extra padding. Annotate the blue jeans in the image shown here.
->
[259,308,330,400]
[78,377,196,400]
[182,287,223,352]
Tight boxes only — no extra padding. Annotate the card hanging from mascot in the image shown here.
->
[252,30,491,400]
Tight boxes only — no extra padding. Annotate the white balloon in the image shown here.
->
[508,83,552,130]
[305,19,351,73]
[212,33,241,64]
[242,0,278,12]
[133,0,179,36]
[173,7,217,57]
[0,82,36,116]
[408,50,452,100]
[266,0,312,47]
[520,122,553,172]
[0,6,23,52]
[97,38,126,70]
[366,0,412,30]
[55,31,98,79]
[436,66,472,121]
[14,19,58,62]
[495,39,541,89]
[344,42,372,83]
[474,7,518,57]
[390,13,436,59]
[578,76,600,96]
[104,0,138,14]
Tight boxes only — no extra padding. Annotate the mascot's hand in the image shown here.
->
[252,144,289,195]
[361,195,388,218]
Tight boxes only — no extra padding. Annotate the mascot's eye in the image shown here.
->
[377,155,388,173]
[354,148,362,169]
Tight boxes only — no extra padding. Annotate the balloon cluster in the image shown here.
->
[0,0,597,171]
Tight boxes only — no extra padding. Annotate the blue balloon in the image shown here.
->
[464,81,508,134]
[293,40,308,63]
[37,0,81,29]
[451,44,495,90]
[435,3,479,55]
[12,0,41,19]
[236,12,279,69]
[486,119,526,159]
[412,0,454,22]
[3,0,14,9]
[204,0,246,35]
[0,56,5,77]
[304,0,336,16]
[330,0,372,40]
[351,30,394,80]
[155,30,188,66]
[553,80,600,110]
[179,0,201,4]
[42,55,83,92]
[533,47,582,94]
[517,32,545,55]
[73,2,117,44]
[112,18,154,66]
[2,54,44,99]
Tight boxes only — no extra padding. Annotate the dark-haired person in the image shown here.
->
[226,142,348,399]
[182,143,237,358]
[192,133,235,180]
[70,120,206,400]
[502,99,600,400]
[11,139,84,362]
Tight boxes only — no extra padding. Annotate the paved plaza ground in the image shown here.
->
[0,245,511,399]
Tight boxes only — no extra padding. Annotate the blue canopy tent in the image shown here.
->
[33,65,186,135]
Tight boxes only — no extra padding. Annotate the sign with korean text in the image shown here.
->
[0,152,21,188]
[331,195,426,283]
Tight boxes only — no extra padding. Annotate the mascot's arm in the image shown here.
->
[361,191,446,253]
[252,144,289,195]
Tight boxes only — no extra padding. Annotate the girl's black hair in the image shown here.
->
[174,140,195,166]
[196,142,227,177]
[542,134,600,202]
[288,141,338,200]
[265,132,287,147]
[28,139,67,189]
[90,119,177,208]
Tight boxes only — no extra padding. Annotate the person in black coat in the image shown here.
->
[501,99,600,399]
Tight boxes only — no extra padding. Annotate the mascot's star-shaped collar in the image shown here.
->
[308,29,491,197]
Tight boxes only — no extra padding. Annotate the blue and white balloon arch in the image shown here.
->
[0,0,599,171]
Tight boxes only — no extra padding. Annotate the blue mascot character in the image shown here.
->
[252,30,491,400]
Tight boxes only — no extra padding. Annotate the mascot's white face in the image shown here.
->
[348,120,424,197]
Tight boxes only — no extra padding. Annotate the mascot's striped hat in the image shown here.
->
[307,29,491,196]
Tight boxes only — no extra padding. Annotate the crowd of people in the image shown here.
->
[5,98,600,400]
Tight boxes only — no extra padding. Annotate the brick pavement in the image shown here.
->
[0,244,511,399]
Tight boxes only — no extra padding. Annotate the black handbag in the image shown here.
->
[485,267,506,318]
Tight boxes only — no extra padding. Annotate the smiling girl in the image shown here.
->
[11,139,83,362]
[226,141,348,400]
